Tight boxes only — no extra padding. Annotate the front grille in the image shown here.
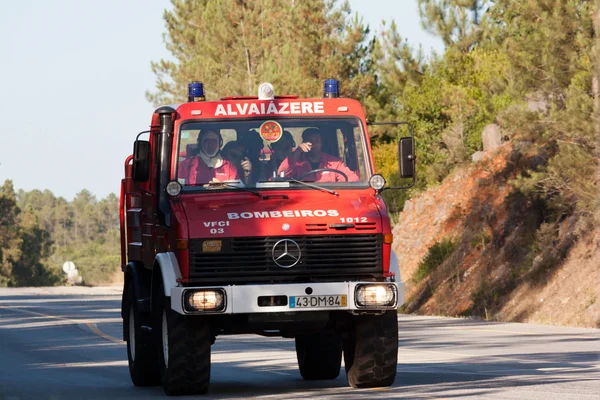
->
[188,234,382,285]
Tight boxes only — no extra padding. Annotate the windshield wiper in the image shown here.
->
[288,179,339,196]
[257,178,338,196]
[203,181,263,198]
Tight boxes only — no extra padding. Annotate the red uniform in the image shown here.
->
[279,152,360,182]
[178,157,239,184]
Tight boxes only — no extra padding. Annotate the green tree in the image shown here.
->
[71,189,97,242]
[487,0,598,218]
[365,20,426,141]
[485,0,595,104]
[13,186,122,286]
[18,189,60,236]
[367,17,513,215]
[10,209,58,287]
[47,190,120,285]
[147,0,375,104]
[418,0,490,52]
[1,181,59,287]
[0,181,21,286]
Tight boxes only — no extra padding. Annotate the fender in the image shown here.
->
[389,250,405,307]
[155,252,182,297]
[121,261,152,319]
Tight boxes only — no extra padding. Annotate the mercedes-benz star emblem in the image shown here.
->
[272,239,301,268]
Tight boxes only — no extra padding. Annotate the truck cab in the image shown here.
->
[120,80,415,395]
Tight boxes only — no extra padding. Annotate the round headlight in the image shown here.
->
[166,180,182,197]
[369,174,386,190]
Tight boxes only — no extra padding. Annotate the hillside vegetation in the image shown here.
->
[0,184,119,286]
[394,142,600,327]
[0,1,597,328]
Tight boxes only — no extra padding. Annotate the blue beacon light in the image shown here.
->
[188,81,205,102]
[323,79,339,98]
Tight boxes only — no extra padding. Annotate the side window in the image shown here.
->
[336,129,345,160]
[335,127,362,180]
[179,130,199,162]
[176,130,199,185]
[353,127,366,179]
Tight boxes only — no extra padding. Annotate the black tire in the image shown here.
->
[343,311,398,388]
[156,287,212,396]
[295,332,342,380]
[124,282,161,386]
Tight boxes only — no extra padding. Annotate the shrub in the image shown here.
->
[414,238,457,282]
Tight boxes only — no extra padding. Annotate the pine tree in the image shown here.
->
[365,20,426,140]
[10,209,56,287]
[72,189,97,242]
[418,0,490,52]
[487,0,598,217]
[486,0,595,105]
[147,0,375,104]
[0,181,21,286]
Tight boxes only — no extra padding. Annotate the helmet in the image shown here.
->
[239,129,264,149]
[222,140,245,162]
[281,130,296,147]
[197,129,223,146]
[239,130,264,160]
[301,128,321,142]
[197,130,223,157]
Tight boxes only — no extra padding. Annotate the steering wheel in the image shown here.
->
[298,168,348,182]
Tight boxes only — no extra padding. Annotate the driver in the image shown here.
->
[178,130,239,184]
[278,128,359,182]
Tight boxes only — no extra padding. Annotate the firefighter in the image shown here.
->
[264,130,295,179]
[237,130,265,184]
[279,128,359,182]
[179,130,239,184]
[222,140,254,184]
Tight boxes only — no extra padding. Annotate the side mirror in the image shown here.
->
[132,140,151,182]
[398,137,415,179]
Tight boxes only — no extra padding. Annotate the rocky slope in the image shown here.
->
[392,141,600,328]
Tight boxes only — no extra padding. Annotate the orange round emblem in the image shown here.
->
[259,120,283,143]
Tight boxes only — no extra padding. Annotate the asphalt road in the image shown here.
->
[0,287,598,399]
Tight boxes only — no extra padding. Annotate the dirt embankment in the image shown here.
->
[393,141,600,328]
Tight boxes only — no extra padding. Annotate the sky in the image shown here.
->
[0,0,443,201]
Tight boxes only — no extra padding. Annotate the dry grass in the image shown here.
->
[498,227,600,328]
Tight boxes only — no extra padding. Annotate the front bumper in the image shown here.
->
[171,281,405,315]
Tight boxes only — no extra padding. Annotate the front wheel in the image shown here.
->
[156,288,212,396]
[343,311,398,388]
[124,282,161,386]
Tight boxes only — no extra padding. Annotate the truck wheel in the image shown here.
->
[124,282,161,386]
[343,311,398,388]
[156,288,211,396]
[295,332,342,380]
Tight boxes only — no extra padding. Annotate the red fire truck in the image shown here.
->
[119,79,415,395]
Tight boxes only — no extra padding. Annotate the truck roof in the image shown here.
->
[158,97,366,121]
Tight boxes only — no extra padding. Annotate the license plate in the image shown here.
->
[289,295,347,308]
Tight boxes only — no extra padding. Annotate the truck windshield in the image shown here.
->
[176,117,370,190]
